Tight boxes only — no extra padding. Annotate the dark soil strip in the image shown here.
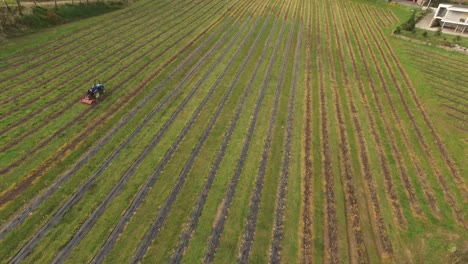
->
[280,0,293,20]
[238,19,292,264]
[202,15,282,264]
[429,82,468,101]
[315,1,339,262]
[167,14,274,264]
[0,4,231,241]
[54,15,255,264]
[431,83,468,102]
[301,0,313,262]
[269,22,301,264]
[443,104,468,118]
[446,112,467,123]
[413,162,441,216]
[322,3,356,262]
[0,0,223,177]
[328,3,370,263]
[435,92,468,109]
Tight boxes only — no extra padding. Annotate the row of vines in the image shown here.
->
[0,0,465,263]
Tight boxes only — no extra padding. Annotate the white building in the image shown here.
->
[430,4,468,34]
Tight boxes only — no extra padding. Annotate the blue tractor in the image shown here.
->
[81,81,105,105]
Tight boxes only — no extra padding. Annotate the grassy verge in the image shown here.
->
[2,2,125,38]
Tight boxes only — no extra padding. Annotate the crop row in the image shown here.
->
[0,0,239,256]
[0,9,224,210]
[0,0,174,96]
[51,15,249,264]
[124,11,263,264]
[301,0,314,261]
[0,0,213,148]
[313,1,340,262]
[269,20,301,263]
[0,0,195,126]
[354,2,423,230]
[326,2,374,262]
[1,0,276,262]
[0,0,230,182]
[0,17,227,241]
[237,16,292,264]
[0,0,219,167]
[0,0,161,68]
[337,3,396,259]
[357,2,466,223]
[0,1,213,177]
[0,24,219,237]
[1,0,465,262]
[237,1,302,262]
[87,0,285,261]
[299,0,460,262]
[402,52,467,131]
[78,2,273,261]
[7,18,223,264]
[351,0,453,226]
[362,3,465,198]
[201,13,282,264]
[167,11,278,264]
[403,47,468,78]
[148,3,288,262]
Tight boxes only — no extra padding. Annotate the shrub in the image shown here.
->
[422,30,428,37]
[18,3,123,29]
[453,35,462,43]
[435,28,442,36]
[394,26,401,34]
[401,11,416,31]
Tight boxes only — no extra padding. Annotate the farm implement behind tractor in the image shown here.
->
[81,81,105,105]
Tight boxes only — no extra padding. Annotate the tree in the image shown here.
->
[15,0,22,16]
[2,0,12,12]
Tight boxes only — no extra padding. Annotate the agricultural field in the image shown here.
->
[0,0,466,263]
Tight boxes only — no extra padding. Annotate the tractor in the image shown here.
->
[81,81,105,105]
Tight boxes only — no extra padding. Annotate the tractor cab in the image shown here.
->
[81,81,105,105]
